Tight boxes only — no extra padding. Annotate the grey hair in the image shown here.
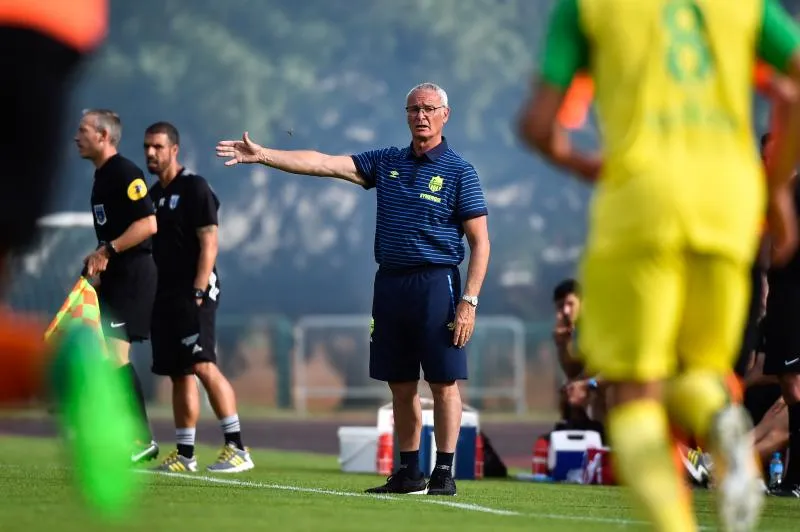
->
[406,82,449,108]
[83,108,122,146]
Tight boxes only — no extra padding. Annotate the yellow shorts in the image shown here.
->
[577,247,750,382]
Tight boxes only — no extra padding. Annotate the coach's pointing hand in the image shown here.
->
[215,132,263,166]
[452,300,476,349]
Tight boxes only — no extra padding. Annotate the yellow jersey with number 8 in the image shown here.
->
[580,0,765,262]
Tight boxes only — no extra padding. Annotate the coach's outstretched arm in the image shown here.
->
[216,132,368,187]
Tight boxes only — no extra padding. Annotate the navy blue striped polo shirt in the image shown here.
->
[351,137,488,269]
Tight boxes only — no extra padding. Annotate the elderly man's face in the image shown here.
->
[406,88,449,142]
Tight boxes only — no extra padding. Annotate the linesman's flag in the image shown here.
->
[43,274,142,518]
[44,276,105,351]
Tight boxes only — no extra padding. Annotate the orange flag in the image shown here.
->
[44,277,105,350]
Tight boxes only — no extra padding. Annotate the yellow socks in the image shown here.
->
[665,370,729,442]
[608,400,697,532]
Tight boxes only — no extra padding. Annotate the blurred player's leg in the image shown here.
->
[580,249,696,532]
[49,322,141,520]
[666,253,763,532]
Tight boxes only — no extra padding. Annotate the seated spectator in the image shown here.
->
[555,376,606,441]
[550,279,606,441]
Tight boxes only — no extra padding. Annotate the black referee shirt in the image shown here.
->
[90,153,155,256]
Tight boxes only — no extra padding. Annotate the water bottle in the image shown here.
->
[769,452,784,489]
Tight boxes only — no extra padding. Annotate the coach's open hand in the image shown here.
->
[452,300,475,348]
[215,132,263,166]
[83,248,109,277]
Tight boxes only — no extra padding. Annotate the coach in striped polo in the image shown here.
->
[216,82,491,496]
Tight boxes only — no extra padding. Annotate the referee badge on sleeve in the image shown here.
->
[127,178,148,201]
[93,204,107,225]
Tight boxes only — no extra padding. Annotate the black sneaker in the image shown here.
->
[365,469,427,494]
[769,483,800,498]
[427,467,457,496]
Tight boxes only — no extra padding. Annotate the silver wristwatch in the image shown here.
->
[462,295,478,307]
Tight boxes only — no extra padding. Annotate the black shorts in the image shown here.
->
[369,265,467,383]
[0,27,84,253]
[151,295,218,377]
[96,253,157,343]
[734,261,764,377]
[764,280,800,375]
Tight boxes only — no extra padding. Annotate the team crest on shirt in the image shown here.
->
[93,204,107,226]
[169,195,180,210]
[428,175,443,193]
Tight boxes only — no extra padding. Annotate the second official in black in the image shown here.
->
[144,121,253,473]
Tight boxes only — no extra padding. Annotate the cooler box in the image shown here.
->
[378,398,481,480]
[337,426,379,473]
[548,430,602,482]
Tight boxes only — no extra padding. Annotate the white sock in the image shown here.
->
[220,414,241,435]
[176,427,196,457]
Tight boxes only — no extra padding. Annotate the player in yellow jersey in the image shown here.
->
[517,1,800,531]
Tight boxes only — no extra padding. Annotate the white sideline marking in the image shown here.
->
[0,464,720,529]
[143,471,517,516]
[143,471,676,527]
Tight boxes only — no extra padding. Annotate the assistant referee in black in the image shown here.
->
[74,108,159,463]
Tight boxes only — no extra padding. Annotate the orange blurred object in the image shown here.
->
[557,73,594,130]
[0,0,107,53]
[0,309,49,406]
[725,372,744,405]
[754,61,775,94]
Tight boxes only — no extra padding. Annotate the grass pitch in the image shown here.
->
[0,436,798,531]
